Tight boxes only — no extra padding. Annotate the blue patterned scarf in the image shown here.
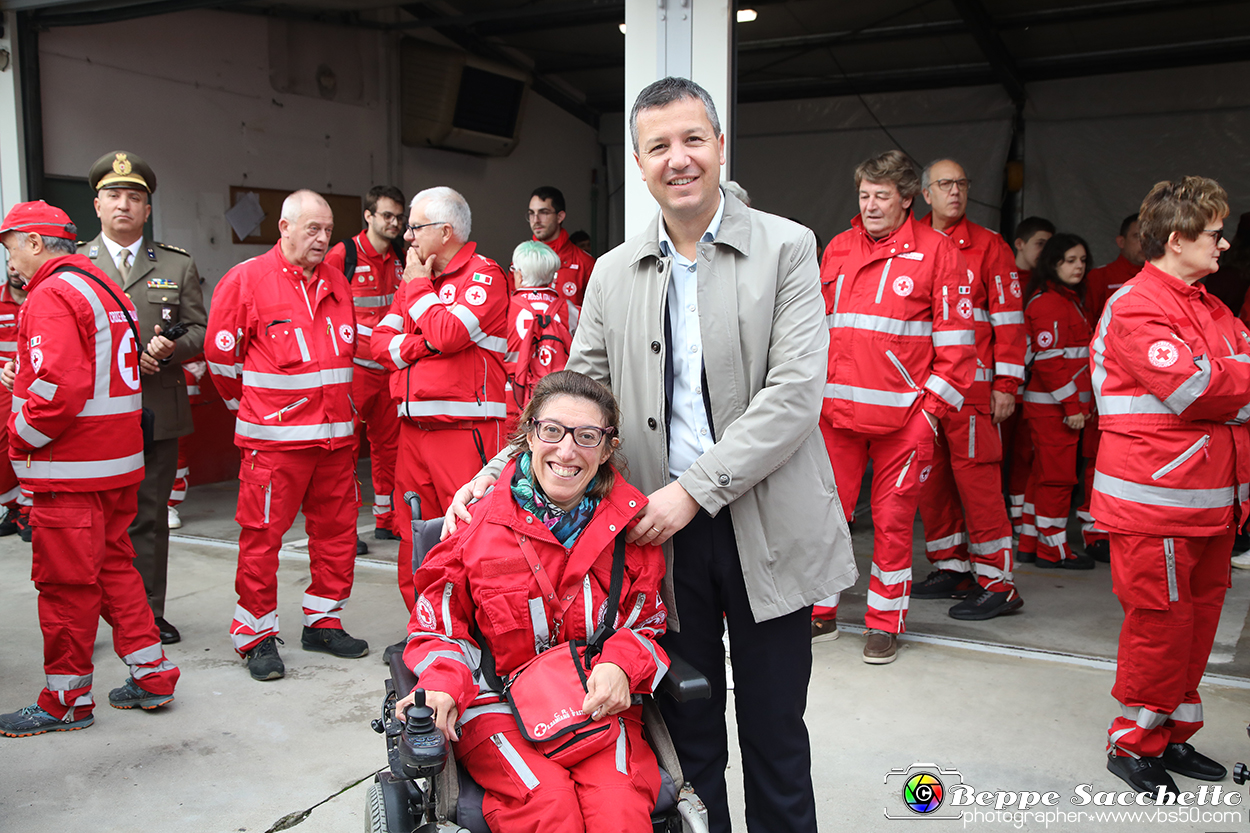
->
[511,452,599,546]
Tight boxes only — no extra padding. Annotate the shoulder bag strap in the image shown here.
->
[56,264,142,349]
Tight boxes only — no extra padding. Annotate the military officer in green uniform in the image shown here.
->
[81,151,207,645]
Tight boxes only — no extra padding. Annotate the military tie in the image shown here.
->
[119,249,132,282]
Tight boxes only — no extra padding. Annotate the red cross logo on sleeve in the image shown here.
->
[1148,340,1179,368]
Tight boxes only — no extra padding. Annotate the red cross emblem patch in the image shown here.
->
[1148,340,1179,368]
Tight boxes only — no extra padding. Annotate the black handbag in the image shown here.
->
[57,264,155,447]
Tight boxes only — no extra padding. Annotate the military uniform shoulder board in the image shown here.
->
[146,245,158,261]
[87,243,99,258]
[156,242,189,256]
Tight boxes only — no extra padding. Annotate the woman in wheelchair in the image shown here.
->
[395,370,670,833]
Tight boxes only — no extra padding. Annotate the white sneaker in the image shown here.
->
[1232,551,1250,570]
[168,506,181,530]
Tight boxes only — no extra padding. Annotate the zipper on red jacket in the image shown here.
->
[326,316,340,356]
[895,450,917,488]
[994,274,1005,305]
[885,350,919,390]
[1151,435,1210,481]
[942,285,950,320]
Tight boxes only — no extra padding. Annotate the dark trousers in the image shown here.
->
[658,509,817,833]
[130,437,179,618]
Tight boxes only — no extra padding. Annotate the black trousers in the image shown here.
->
[657,509,817,833]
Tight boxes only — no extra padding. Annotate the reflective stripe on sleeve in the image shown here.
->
[409,293,439,322]
[388,334,410,369]
[933,330,976,347]
[28,378,57,400]
[208,361,243,379]
[380,313,404,330]
[995,361,1026,380]
[15,412,54,448]
[353,357,384,370]
[990,311,1025,326]
[924,374,965,409]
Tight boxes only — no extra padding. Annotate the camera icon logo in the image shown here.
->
[884,763,964,820]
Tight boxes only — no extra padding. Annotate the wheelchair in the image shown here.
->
[367,493,713,833]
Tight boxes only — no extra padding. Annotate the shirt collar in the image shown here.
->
[658,189,725,259]
[101,233,143,262]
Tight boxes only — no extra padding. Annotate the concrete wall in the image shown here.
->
[37,8,602,294]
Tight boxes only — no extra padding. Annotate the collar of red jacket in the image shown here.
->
[355,229,396,263]
[436,241,479,279]
[25,253,97,294]
[851,211,920,254]
[536,226,571,255]
[268,242,343,294]
[481,457,649,552]
[1140,261,1208,297]
[919,211,976,249]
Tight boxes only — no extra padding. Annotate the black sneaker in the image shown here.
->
[1016,549,1036,563]
[912,569,977,599]
[1037,553,1096,570]
[17,515,31,543]
[301,626,369,658]
[1087,540,1111,563]
[374,528,400,541]
[245,636,285,681]
[356,537,369,555]
[0,704,94,737]
[949,587,1024,620]
[108,678,174,710]
[0,514,18,536]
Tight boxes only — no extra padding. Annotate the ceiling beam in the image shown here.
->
[393,0,623,34]
[29,0,253,28]
[997,0,1239,29]
[949,0,1026,104]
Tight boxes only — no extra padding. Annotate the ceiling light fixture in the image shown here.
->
[737,9,758,23]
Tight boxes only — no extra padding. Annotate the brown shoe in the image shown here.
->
[811,618,839,643]
[862,629,898,664]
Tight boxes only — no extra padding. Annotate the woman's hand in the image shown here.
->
[1064,413,1087,431]
[582,661,630,721]
[443,475,496,539]
[397,688,460,744]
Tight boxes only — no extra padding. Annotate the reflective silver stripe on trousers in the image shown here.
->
[825,312,932,337]
[972,563,1012,580]
[493,734,540,789]
[867,590,909,611]
[242,368,352,390]
[46,673,92,691]
[968,414,977,458]
[1164,538,1178,602]
[968,536,1013,555]
[925,532,967,552]
[234,420,356,442]
[823,383,919,408]
[1122,705,1169,730]
[932,558,971,572]
[1171,702,1202,723]
[398,400,507,419]
[1034,514,1067,528]
[123,642,165,667]
[18,452,145,481]
[1094,470,1234,510]
[871,564,912,585]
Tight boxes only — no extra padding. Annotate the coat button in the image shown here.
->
[609,524,616,532]
[651,341,661,353]
[718,474,730,486]
[525,516,533,523]
[628,500,637,508]
[647,418,657,430]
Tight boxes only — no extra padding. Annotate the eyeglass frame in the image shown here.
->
[405,221,446,235]
[1201,228,1225,244]
[930,178,971,193]
[529,418,615,448]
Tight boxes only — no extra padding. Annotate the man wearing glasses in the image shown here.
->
[912,158,1027,621]
[528,186,595,305]
[324,186,407,553]
[373,186,509,614]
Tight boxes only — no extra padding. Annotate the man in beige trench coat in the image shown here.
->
[447,77,856,833]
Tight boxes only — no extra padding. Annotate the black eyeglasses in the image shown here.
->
[1202,228,1225,244]
[531,419,614,448]
[406,221,445,234]
[932,178,970,193]
[371,211,404,223]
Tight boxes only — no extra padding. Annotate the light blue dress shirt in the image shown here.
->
[658,191,726,482]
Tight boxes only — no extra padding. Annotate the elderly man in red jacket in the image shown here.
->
[207,189,366,682]
[1092,176,1247,796]
[0,201,178,736]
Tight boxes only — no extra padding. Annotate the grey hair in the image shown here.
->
[411,186,471,241]
[722,180,750,207]
[921,159,961,192]
[280,189,330,224]
[629,76,721,154]
[41,235,77,255]
[511,240,561,288]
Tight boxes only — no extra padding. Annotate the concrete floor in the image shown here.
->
[1,466,1249,832]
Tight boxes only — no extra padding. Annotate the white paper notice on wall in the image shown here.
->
[226,191,266,240]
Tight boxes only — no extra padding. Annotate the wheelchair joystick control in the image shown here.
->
[399,689,448,780]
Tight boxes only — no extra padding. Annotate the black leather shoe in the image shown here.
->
[356,537,369,555]
[1107,752,1180,796]
[1087,540,1111,563]
[1161,742,1227,781]
[302,626,369,658]
[154,617,181,645]
[374,528,400,541]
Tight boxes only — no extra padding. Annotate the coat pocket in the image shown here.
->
[263,321,311,369]
[30,504,102,585]
[236,461,273,529]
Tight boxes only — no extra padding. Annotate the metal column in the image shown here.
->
[0,11,27,210]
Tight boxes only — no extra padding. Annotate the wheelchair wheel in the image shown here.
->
[366,771,422,833]
[365,780,386,833]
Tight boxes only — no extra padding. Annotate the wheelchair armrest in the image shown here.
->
[389,651,418,696]
[659,651,711,702]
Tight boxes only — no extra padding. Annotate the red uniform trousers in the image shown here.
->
[168,438,190,507]
[230,445,359,654]
[352,365,400,533]
[1000,405,1032,536]
[458,709,660,833]
[1078,417,1109,547]
[394,419,503,610]
[918,406,1015,591]
[32,485,179,720]
[1022,414,1080,564]
[813,410,933,632]
[1107,531,1232,758]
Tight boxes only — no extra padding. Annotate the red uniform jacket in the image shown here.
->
[1091,263,1250,536]
[403,460,668,752]
[205,244,357,451]
[920,213,1026,404]
[9,254,144,492]
[323,231,402,372]
[820,213,976,434]
[1086,255,1140,324]
[0,281,21,363]
[541,228,596,307]
[1023,284,1092,418]
[505,286,580,418]
[371,242,509,425]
